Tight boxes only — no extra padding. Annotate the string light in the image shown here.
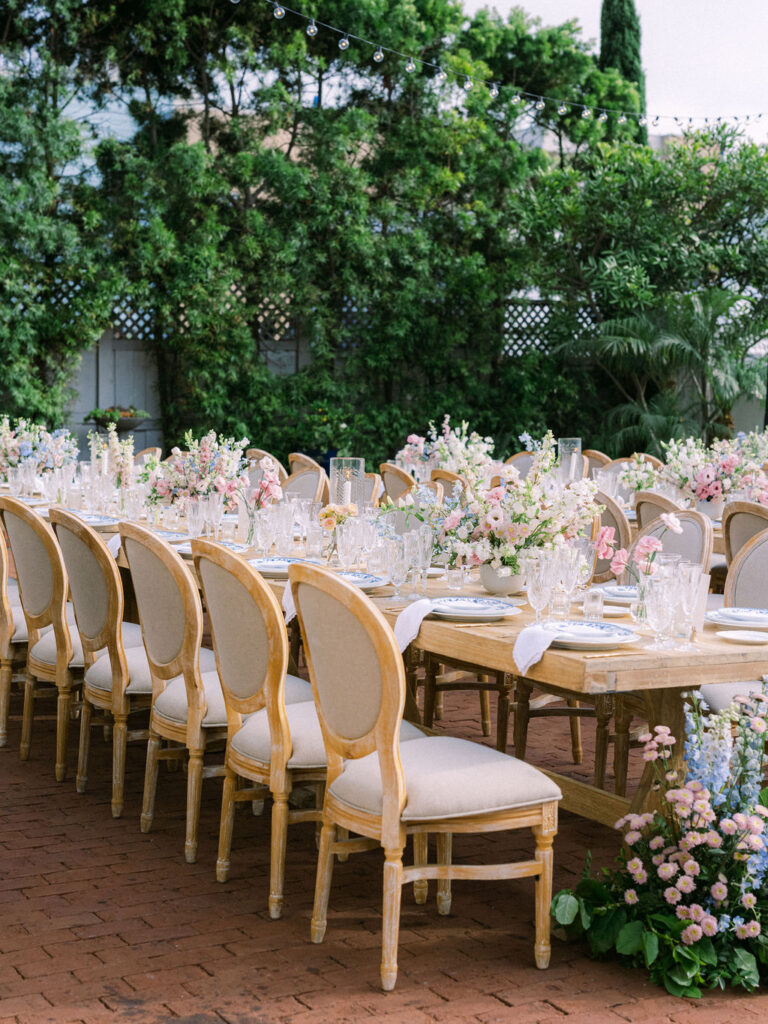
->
[265,2,767,129]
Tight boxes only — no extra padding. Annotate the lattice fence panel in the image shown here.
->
[502,299,595,357]
[111,297,156,343]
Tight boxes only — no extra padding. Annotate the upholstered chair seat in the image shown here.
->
[329,735,561,822]
[31,620,143,669]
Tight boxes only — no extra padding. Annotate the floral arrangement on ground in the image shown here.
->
[552,688,768,996]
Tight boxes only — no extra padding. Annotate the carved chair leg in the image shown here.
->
[436,832,452,916]
[111,713,128,818]
[310,821,337,944]
[495,673,511,752]
[185,748,204,864]
[20,672,35,761]
[533,805,557,970]
[76,697,93,794]
[479,685,491,737]
[567,699,583,765]
[0,657,12,747]
[412,832,428,904]
[55,682,74,782]
[216,769,237,882]
[269,791,290,919]
[380,848,404,991]
[140,731,162,833]
[423,656,438,729]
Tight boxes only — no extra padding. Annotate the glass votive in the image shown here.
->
[582,589,604,621]
[446,566,464,591]
[305,523,324,559]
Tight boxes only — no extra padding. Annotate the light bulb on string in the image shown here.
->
[581,107,592,119]
[638,115,647,126]
[733,115,739,123]
[463,76,473,91]
[534,97,545,111]
[229,0,240,5]
[306,19,318,37]
[435,66,447,83]
[617,113,627,125]
[273,4,286,18]
[652,116,660,127]
[405,56,416,73]
[338,34,350,51]
[373,47,384,63]
[489,82,499,99]
[557,102,567,115]
[511,93,521,105]
[598,111,608,123]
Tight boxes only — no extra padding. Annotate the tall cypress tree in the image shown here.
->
[600,0,647,143]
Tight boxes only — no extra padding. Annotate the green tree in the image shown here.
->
[599,0,647,143]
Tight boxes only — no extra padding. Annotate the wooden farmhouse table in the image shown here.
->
[5,496,759,831]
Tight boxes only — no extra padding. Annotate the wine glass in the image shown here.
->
[526,550,555,625]
[336,522,357,572]
[673,562,702,650]
[645,577,674,650]
[186,499,205,539]
[387,537,409,602]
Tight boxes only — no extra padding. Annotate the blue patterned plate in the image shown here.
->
[337,571,388,591]
[153,530,189,543]
[429,596,521,622]
[176,539,250,556]
[543,620,637,650]
[715,607,768,626]
[71,511,120,527]
[707,609,768,631]
[248,556,323,578]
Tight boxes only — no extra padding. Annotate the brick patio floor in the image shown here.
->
[1,681,766,1024]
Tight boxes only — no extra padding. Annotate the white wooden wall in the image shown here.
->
[67,330,163,455]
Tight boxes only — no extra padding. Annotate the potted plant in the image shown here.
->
[85,405,151,433]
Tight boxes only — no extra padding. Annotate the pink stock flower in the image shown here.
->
[660,512,683,534]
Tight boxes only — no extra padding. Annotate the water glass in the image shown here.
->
[336,521,358,572]
[204,492,224,539]
[387,538,409,600]
[582,589,604,621]
[526,550,555,624]
[645,578,674,649]
[305,523,324,560]
[445,566,464,591]
[186,500,205,539]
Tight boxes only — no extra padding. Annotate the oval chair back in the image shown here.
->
[504,451,534,479]
[724,530,768,607]
[634,490,683,529]
[722,501,768,566]
[135,446,161,466]
[583,449,610,475]
[625,511,713,578]
[283,467,329,504]
[379,463,415,503]
[247,449,288,484]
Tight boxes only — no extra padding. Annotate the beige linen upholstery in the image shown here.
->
[583,449,610,473]
[291,562,561,992]
[723,502,768,565]
[29,621,142,669]
[120,522,228,863]
[0,528,26,747]
[634,491,681,529]
[700,680,765,713]
[85,645,217,696]
[283,468,328,503]
[625,511,713,574]
[246,449,288,484]
[379,463,415,503]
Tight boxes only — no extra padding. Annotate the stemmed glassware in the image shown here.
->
[525,549,555,624]
[253,509,276,559]
[336,521,358,572]
[387,537,409,602]
[204,493,224,539]
[673,562,703,650]
[645,577,675,649]
[186,499,205,539]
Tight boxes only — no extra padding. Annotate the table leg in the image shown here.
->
[403,646,422,725]
[629,687,686,817]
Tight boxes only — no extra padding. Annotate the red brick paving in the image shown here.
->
[0,682,763,1023]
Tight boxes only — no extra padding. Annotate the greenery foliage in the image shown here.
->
[1,1,768,462]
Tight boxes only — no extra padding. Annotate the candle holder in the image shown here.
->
[329,457,366,508]
[557,437,582,482]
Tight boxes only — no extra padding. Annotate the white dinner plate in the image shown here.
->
[587,606,630,618]
[716,630,768,646]
[707,610,768,631]
[69,511,120,527]
[177,539,250,556]
[543,620,638,650]
[600,584,638,605]
[429,596,522,622]
[337,571,388,592]
[715,607,768,626]
[247,556,323,578]
[153,530,189,543]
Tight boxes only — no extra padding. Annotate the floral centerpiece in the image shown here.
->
[0,417,77,479]
[552,686,768,996]
[662,438,742,509]
[438,433,600,585]
[395,415,496,491]
[232,456,283,545]
[318,502,358,561]
[88,424,133,488]
[394,434,430,474]
[146,430,248,507]
[618,454,658,494]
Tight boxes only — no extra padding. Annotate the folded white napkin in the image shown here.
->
[107,535,122,560]
[393,599,433,652]
[282,581,296,625]
[513,624,556,674]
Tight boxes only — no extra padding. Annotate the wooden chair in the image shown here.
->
[0,497,84,779]
[701,530,768,712]
[634,490,682,529]
[504,452,534,479]
[49,509,149,817]
[600,458,632,503]
[722,501,768,566]
[290,562,561,991]
[246,449,288,485]
[135,446,161,465]
[289,452,323,476]
[637,452,663,470]
[430,468,467,497]
[418,480,443,504]
[283,468,329,505]
[192,539,324,917]
[379,463,415,503]
[119,522,228,863]
[364,472,382,505]
[0,529,28,747]
[583,449,610,474]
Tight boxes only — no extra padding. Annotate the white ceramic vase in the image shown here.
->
[479,563,524,596]
[695,498,724,521]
